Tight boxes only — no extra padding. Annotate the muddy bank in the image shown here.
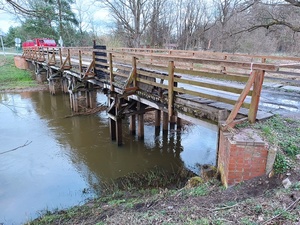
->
[0,84,48,93]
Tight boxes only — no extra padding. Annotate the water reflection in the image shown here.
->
[0,91,217,224]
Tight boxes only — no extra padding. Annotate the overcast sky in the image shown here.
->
[0,4,112,35]
[0,11,20,34]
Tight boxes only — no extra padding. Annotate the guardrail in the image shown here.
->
[22,46,299,128]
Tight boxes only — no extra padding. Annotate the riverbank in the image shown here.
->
[0,55,48,92]
[27,116,300,225]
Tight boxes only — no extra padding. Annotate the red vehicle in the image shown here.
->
[22,38,57,48]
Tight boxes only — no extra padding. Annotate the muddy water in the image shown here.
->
[0,92,218,225]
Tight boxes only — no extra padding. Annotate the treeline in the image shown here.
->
[2,0,300,55]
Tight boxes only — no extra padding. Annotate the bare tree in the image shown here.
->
[101,0,154,47]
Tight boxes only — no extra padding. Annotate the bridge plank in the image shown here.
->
[174,68,249,82]
[174,77,252,95]
[174,87,251,108]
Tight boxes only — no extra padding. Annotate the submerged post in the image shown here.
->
[137,102,144,140]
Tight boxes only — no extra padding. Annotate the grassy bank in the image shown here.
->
[28,115,300,225]
[0,55,37,90]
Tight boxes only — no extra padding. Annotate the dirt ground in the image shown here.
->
[29,166,300,225]
[0,84,48,93]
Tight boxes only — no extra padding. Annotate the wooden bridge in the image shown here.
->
[21,43,300,146]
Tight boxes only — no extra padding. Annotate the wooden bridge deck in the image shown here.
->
[22,46,300,130]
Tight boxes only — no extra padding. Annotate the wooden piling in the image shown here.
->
[137,103,144,140]
[129,115,136,135]
[163,111,168,132]
[116,118,122,146]
[155,110,161,129]
[109,119,116,141]
[177,116,182,130]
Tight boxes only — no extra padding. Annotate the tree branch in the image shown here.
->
[0,140,32,155]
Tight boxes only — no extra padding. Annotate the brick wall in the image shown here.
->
[14,56,28,70]
[218,128,270,187]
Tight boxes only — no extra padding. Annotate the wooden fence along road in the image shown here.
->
[22,45,300,145]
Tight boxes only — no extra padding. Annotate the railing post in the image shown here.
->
[47,48,49,62]
[79,50,82,74]
[222,55,227,73]
[248,70,265,123]
[109,53,114,92]
[168,61,175,122]
[59,48,63,67]
[132,56,137,87]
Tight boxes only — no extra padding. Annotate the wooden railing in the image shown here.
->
[22,46,300,128]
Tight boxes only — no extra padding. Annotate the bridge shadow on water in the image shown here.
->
[0,90,217,224]
[27,91,218,188]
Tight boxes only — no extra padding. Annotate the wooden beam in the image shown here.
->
[109,53,114,92]
[248,70,265,123]
[174,68,249,82]
[174,87,251,109]
[155,110,161,128]
[163,111,168,131]
[116,118,122,146]
[109,119,116,141]
[124,56,137,89]
[137,102,144,140]
[115,52,279,71]
[168,61,175,121]
[174,77,252,95]
[224,70,258,128]
[130,115,136,135]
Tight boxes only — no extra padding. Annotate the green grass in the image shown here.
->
[238,115,300,174]
[0,55,36,90]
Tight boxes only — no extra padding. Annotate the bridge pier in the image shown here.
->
[129,115,136,135]
[154,110,161,131]
[162,111,168,134]
[35,63,47,84]
[47,68,62,95]
[217,128,276,187]
[137,103,144,140]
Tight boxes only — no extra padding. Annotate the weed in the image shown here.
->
[189,184,209,196]
[254,204,263,214]
[292,181,300,191]
[273,208,298,221]
[273,153,291,174]
[240,217,257,225]
[236,121,250,128]
[253,115,300,173]
[108,199,126,206]
[187,218,210,225]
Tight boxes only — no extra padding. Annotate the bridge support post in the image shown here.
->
[109,119,116,141]
[163,111,168,133]
[155,110,161,131]
[35,63,47,83]
[86,83,97,109]
[137,103,144,140]
[177,116,182,130]
[129,115,136,135]
[62,77,68,94]
[170,115,176,130]
[116,117,123,146]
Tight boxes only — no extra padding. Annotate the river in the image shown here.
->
[0,91,218,225]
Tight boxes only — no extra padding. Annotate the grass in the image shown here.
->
[0,55,36,90]
[237,115,300,174]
